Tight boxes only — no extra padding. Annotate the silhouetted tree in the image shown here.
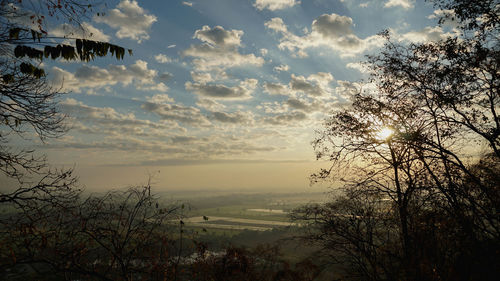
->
[188,245,319,281]
[294,0,500,280]
[0,0,131,208]
[0,184,182,280]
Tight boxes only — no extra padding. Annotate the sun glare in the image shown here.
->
[376,127,394,141]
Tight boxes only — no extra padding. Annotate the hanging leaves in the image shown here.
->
[75,39,126,62]
[19,63,46,78]
[14,45,44,60]
[14,39,128,64]
[9,28,22,39]
[2,74,14,84]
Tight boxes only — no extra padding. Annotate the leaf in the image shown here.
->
[2,74,14,83]
[9,28,22,39]
[19,63,45,78]
[14,45,43,60]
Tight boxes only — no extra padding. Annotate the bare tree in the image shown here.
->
[1,183,181,280]
[0,0,130,206]
[294,0,500,280]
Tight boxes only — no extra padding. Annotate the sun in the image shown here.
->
[375,127,394,141]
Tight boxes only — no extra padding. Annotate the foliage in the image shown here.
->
[0,185,181,281]
[188,245,320,281]
[0,0,131,204]
[294,0,500,280]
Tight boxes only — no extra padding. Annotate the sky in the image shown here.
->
[29,0,455,191]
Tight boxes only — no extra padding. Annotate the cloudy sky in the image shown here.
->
[36,0,454,191]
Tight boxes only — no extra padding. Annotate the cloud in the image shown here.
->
[141,102,211,126]
[312,13,354,38]
[183,26,264,72]
[265,17,288,33]
[254,0,300,11]
[346,62,370,73]
[147,94,174,104]
[50,22,110,42]
[157,72,173,82]
[209,111,255,125]
[194,25,243,49]
[196,98,226,111]
[285,98,325,113]
[191,71,213,83]
[263,110,308,125]
[290,74,327,96]
[154,54,172,63]
[50,60,168,93]
[384,0,414,9]
[183,43,264,72]
[263,72,334,97]
[185,79,258,100]
[94,0,157,42]
[60,98,176,137]
[273,64,289,72]
[335,80,362,99]
[265,15,384,57]
[398,26,454,43]
[263,82,289,96]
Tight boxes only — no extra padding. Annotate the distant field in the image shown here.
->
[191,205,288,222]
[183,215,295,231]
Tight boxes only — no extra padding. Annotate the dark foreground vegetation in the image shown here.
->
[1,0,499,280]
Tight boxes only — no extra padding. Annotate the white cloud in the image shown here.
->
[263,72,334,97]
[428,9,459,28]
[290,74,325,96]
[265,17,288,33]
[185,79,258,100]
[183,26,264,72]
[141,102,211,126]
[399,26,453,43]
[285,98,326,113]
[60,98,175,136]
[196,98,226,111]
[94,0,157,43]
[154,54,172,63]
[384,0,414,9]
[273,64,290,72]
[263,110,308,125]
[263,82,289,96]
[335,80,362,99]
[346,62,370,73]
[265,14,384,58]
[254,0,300,11]
[50,22,110,42]
[147,94,174,104]
[191,71,213,83]
[209,111,255,125]
[194,25,243,49]
[50,60,168,93]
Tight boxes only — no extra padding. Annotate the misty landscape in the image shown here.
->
[1,0,499,280]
